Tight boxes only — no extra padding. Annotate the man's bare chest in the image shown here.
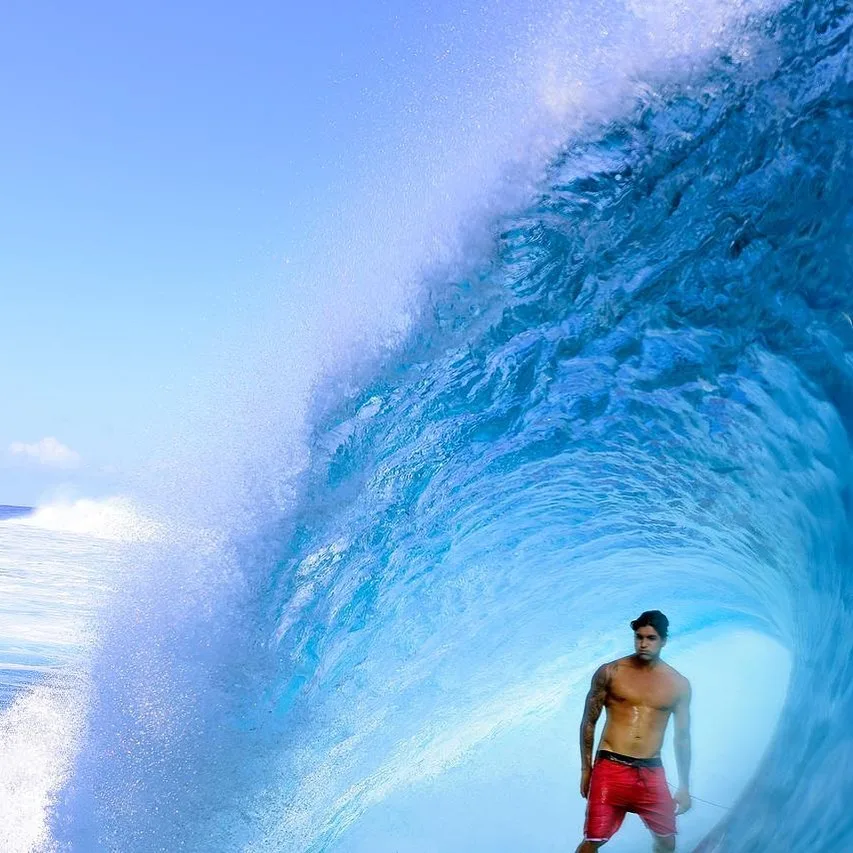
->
[608,671,678,712]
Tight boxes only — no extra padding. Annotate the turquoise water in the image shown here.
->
[3,0,851,850]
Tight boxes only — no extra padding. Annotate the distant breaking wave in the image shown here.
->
[7,498,161,543]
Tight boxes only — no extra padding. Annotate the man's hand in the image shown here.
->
[674,786,692,815]
[581,767,591,799]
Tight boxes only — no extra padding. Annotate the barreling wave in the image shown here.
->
[49,0,851,850]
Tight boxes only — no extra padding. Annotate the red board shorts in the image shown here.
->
[584,750,676,842]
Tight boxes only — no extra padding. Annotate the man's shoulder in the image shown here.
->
[662,662,691,692]
[602,656,632,675]
[591,658,624,682]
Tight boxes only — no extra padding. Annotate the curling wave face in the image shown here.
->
[256,2,853,848]
[49,0,851,850]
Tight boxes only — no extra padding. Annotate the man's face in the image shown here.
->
[634,626,664,660]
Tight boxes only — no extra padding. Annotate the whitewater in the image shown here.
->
[2,0,851,850]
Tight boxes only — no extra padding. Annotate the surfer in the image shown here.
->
[575,610,692,852]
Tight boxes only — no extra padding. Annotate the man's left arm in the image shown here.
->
[674,681,692,814]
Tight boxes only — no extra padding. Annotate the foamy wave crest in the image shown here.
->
[11,498,163,543]
[0,683,87,853]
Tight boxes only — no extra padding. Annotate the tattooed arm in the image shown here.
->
[579,663,611,797]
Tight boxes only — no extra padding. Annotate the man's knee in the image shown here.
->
[653,834,676,852]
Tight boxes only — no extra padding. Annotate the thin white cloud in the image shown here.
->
[8,437,82,469]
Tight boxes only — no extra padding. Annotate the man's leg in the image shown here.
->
[652,833,676,853]
[581,760,625,851]
[636,767,677,853]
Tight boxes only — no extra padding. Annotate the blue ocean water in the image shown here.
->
[4,0,851,850]
[0,505,33,521]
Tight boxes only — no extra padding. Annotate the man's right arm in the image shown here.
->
[579,663,610,794]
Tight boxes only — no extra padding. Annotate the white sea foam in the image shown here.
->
[0,683,87,853]
[8,497,162,543]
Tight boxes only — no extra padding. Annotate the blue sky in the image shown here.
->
[1,0,527,505]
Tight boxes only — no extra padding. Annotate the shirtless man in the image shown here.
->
[576,610,691,852]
